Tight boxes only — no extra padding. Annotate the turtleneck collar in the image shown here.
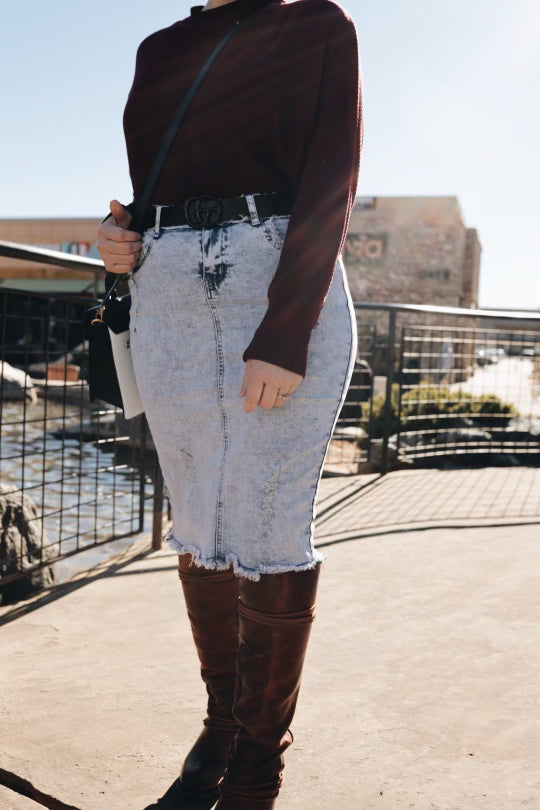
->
[190,0,282,21]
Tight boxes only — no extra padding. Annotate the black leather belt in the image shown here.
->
[140,191,294,232]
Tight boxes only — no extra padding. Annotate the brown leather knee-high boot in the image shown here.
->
[214,563,322,810]
[144,555,240,810]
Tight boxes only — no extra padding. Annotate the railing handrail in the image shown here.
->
[353,301,540,322]
[0,240,104,274]
[1,239,539,322]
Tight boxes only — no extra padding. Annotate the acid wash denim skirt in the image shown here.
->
[127,194,358,580]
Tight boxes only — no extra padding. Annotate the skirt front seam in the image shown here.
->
[201,227,230,560]
[128,216,357,578]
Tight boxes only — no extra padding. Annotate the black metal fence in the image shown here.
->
[398,323,540,460]
[0,285,165,600]
[326,303,540,475]
[1,239,539,598]
[0,243,170,600]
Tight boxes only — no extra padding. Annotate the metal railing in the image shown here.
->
[0,242,167,600]
[329,303,540,474]
[1,239,539,597]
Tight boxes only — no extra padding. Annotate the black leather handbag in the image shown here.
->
[84,4,265,414]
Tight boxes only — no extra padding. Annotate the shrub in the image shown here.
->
[363,385,518,438]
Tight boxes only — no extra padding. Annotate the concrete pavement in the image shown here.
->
[1,509,539,809]
[0,786,41,809]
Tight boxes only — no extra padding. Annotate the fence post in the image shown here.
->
[138,416,148,534]
[152,460,164,550]
[381,309,397,475]
[395,326,405,460]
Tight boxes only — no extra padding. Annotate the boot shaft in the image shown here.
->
[216,564,322,809]
[178,556,240,726]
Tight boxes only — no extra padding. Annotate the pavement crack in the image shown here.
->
[23,623,60,632]
[0,767,81,809]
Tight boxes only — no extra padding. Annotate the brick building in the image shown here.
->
[344,196,481,309]
[0,218,101,294]
[1,198,481,303]
[343,196,483,383]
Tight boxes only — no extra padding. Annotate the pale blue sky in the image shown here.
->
[1,0,539,308]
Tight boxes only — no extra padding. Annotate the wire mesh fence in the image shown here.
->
[397,325,540,459]
[328,305,540,474]
[1,238,539,596]
[325,322,375,474]
[0,287,157,600]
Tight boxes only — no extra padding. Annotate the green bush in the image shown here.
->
[364,385,399,439]
[364,385,518,438]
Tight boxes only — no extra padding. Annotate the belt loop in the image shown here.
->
[245,193,261,227]
[153,204,167,238]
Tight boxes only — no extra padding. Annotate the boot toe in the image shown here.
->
[143,775,219,809]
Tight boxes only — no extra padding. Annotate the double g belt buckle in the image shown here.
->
[183,195,223,229]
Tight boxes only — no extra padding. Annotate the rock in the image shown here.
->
[444,428,493,443]
[27,340,87,380]
[332,425,368,442]
[368,437,413,471]
[0,486,57,605]
[0,361,37,404]
[399,427,492,448]
[493,417,540,445]
[48,410,155,453]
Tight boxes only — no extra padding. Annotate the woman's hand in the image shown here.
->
[97,199,142,274]
[240,359,303,412]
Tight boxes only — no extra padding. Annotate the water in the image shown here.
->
[0,397,155,584]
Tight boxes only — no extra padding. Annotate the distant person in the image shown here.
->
[96,0,363,807]
[438,337,454,383]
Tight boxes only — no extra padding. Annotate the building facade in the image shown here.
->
[0,218,101,294]
[0,198,481,304]
[344,196,481,309]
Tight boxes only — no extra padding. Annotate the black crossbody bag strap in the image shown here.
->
[105,3,266,298]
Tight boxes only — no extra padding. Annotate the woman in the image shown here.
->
[97,0,363,806]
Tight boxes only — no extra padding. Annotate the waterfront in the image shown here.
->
[0,399,152,583]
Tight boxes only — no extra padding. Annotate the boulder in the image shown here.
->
[368,437,412,471]
[400,427,492,448]
[0,361,37,404]
[0,485,57,605]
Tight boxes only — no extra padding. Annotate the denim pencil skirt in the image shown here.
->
[127,193,358,580]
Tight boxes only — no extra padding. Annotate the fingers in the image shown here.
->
[110,199,134,230]
[105,260,139,275]
[242,381,293,412]
[97,202,143,273]
[97,249,141,273]
[102,258,137,274]
[98,237,142,255]
[259,383,289,409]
[242,378,265,413]
[240,359,301,413]
[98,222,141,242]
[96,239,141,273]
[106,267,129,275]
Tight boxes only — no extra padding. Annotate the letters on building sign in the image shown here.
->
[354,197,376,210]
[417,269,450,281]
[344,233,387,263]
[36,242,90,256]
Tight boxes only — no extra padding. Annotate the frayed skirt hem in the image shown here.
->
[164,529,325,582]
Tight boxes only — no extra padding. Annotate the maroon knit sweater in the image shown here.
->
[122,0,363,377]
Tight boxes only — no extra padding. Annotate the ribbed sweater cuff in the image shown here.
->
[242,334,309,378]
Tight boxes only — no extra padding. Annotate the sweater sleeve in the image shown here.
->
[242,9,364,377]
